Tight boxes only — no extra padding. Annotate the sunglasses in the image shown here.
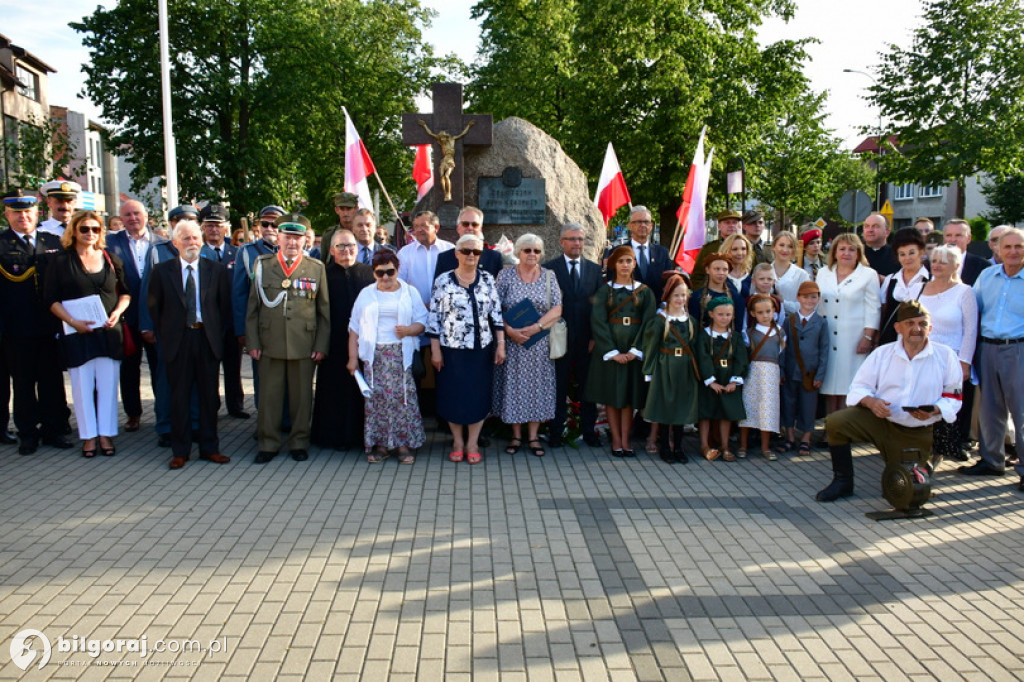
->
[260,221,277,229]
[458,248,482,256]
[78,225,102,234]
[334,243,358,250]
[521,248,542,254]
[374,268,397,278]
[459,221,481,228]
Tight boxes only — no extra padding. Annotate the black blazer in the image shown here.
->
[0,228,64,337]
[960,252,991,286]
[434,246,503,280]
[147,257,231,363]
[544,255,603,350]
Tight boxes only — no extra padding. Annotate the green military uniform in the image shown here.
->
[641,313,700,425]
[246,251,331,453]
[584,283,656,409]
[697,327,749,421]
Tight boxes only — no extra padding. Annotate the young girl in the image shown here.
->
[745,263,785,327]
[697,297,748,462]
[586,245,657,458]
[641,275,699,464]
[738,295,785,461]
[690,254,742,330]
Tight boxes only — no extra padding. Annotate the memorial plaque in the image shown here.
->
[478,170,546,225]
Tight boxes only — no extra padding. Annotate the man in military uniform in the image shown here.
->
[741,209,772,264]
[0,189,73,454]
[246,214,330,463]
[320,192,359,263]
[37,180,81,238]
[690,209,743,289]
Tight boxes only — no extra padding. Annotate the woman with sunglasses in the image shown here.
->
[44,211,130,458]
[348,249,427,463]
[493,233,562,457]
[427,233,506,464]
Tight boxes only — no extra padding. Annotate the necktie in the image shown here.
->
[570,260,580,290]
[185,265,197,326]
[801,317,807,327]
[286,259,294,268]
[23,234,33,250]
[638,245,648,278]
[214,247,221,262]
[361,246,370,264]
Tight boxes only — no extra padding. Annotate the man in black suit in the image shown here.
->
[625,205,673,300]
[545,223,603,447]
[147,220,232,470]
[942,219,991,286]
[351,208,396,265]
[433,206,503,279]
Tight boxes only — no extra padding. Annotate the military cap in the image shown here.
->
[274,213,311,234]
[2,188,39,211]
[259,205,286,217]
[716,209,741,222]
[896,300,930,322]
[741,209,764,224]
[706,296,735,312]
[39,180,82,199]
[199,204,230,223]
[168,205,199,221]
[333,192,359,208]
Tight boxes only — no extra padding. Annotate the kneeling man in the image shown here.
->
[816,300,962,501]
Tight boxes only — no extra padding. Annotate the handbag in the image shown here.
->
[102,250,136,357]
[545,270,567,360]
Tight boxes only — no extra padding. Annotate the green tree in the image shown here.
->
[72,0,449,227]
[982,175,1024,226]
[3,113,82,191]
[868,0,1024,216]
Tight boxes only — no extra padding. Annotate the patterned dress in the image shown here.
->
[492,267,561,423]
[739,325,783,433]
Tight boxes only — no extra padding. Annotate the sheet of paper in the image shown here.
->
[60,295,108,334]
[354,370,372,398]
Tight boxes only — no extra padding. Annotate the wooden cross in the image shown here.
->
[402,82,492,223]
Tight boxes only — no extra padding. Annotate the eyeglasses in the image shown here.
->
[78,225,102,234]
[459,221,481,228]
[629,220,653,225]
[374,268,396,278]
[334,243,358,250]
[521,248,542,254]
[562,236,584,242]
[458,248,482,256]
[260,221,277,229]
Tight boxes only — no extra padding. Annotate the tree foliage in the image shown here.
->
[982,175,1024,226]
[868,0,1024,215]
[3,113,83,192]
[72,0,453,227]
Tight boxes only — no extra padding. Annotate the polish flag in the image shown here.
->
[674,127,714,273]
[343,107,375,210]
[412,144,434,201]
[593,142,631,225]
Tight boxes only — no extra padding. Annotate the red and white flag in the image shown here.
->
[674,127,714,273]
[344,107,375,210]
[593,142,631,226]
[412,144,434,201]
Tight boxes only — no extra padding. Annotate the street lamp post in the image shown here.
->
[844,68,883,211]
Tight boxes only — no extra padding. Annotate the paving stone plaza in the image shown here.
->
[1,371,1023,681]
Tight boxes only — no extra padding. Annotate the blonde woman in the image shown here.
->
[771,231,810,313]
[719,234,755,293]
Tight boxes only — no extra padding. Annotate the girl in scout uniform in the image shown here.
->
[738,294,785,461]
[697,297,749,462]
[641,274,699,464]
[585,245,656,458]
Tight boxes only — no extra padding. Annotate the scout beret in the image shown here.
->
[333,192,359,208]
[274,213,311,234]
[2,188,38,211]
[39,180,81,199]
[716,209,741,221]
[796,281,820,297]
[800,228,822,246]
[896,300,930,322]
[706,296,734,312]
[199,204,230,223]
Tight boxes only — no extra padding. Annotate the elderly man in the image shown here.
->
[621,205,672,299]
[147,221,232,470]
[351,208,395,265]
[0,189,73,454]
[942,219,991,286]
[691,209,742,289]
[816,300,962,502]
[320,191,360,263]
[963,228,1024,487]
[862,213,898,277]
[741,209,772,264]
[545,222,603,447]
[433,206,502,279]
[107,199,175,433]
[246,214,330,464]
[986,225,1011,265]
[37,180,81,238]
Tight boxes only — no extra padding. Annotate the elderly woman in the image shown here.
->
[428,233,506,464]
[493,233,562,457]
[585,245,656,457]
[798,227,825,279]
[878,228,930,345]
[348,250,427,463]
[920,245,978,464]
[771,231,810,314]
[312,229,375,450]
[44,210,130,458]
[817,233,881,414]
[719,234,755,294]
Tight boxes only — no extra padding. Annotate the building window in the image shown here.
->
[918,184,943,198]
[893,183,915,200]
[15,65,39,101]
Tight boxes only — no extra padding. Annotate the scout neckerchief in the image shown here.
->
[278,251,302,288]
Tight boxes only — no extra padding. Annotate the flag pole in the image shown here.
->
[342,105,405,233]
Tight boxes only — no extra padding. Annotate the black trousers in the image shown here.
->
[220,331,243,412]
[551,347,597,438]
[166,328,220,459]
[3,334,68,438]
[120,324,158,419]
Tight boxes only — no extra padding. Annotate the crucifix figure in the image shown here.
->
[403,82,492,217]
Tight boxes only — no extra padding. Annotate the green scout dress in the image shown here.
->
[585,282,656,409]
[640,311,700,425]
[697,328,749,421]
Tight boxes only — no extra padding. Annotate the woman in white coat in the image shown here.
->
[817,233,881,415]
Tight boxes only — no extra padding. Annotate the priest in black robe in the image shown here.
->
[311,229,375,449]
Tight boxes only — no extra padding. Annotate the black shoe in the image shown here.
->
[622,449,636,458]
[1018,476,1024,492]
[254,451,276,464]
[291,449,308,462]
[0,430,17,445]
[547,435,563,448]
[957,461,1006,476]
[952,448,970,462]
[815,478,854,502]
[582,432,601,447]
[41,435,74,449]
[612,449,625,457]
[157,434,172,448]
[229,410,250,419]
[18,436,38,455]
[477,435,490,448]
[674,449,689,464]
[659,450,676,464]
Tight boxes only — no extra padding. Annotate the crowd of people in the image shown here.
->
[3,183,1023,506]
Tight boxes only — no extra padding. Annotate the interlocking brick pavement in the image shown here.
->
[1,367,1023,680]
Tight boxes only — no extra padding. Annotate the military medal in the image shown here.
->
[277,251,301,290]
[281,278,291,288]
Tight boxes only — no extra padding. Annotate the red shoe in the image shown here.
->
[466,452,482,464]
[449,450,465,462]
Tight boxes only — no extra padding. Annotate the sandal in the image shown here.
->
[736,448,748,459]
[528,439,545,457]
[99,437,116,457]
[449,450,465,463]
[762,450,778,461]
[722,450,736,462]
[505,438,522,455]
[798,442,812,456]
[466,451,482,464]
[645,439,658,455]
[703,448,720,462]
[774,440,795,454]
[367,447,390,463]
[82,446,98,459]
[397,448,415,465]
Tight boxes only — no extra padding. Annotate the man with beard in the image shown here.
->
[37,180,81,238]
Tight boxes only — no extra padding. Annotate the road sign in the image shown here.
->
[879,199,894,224]
[838,190,872,224]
